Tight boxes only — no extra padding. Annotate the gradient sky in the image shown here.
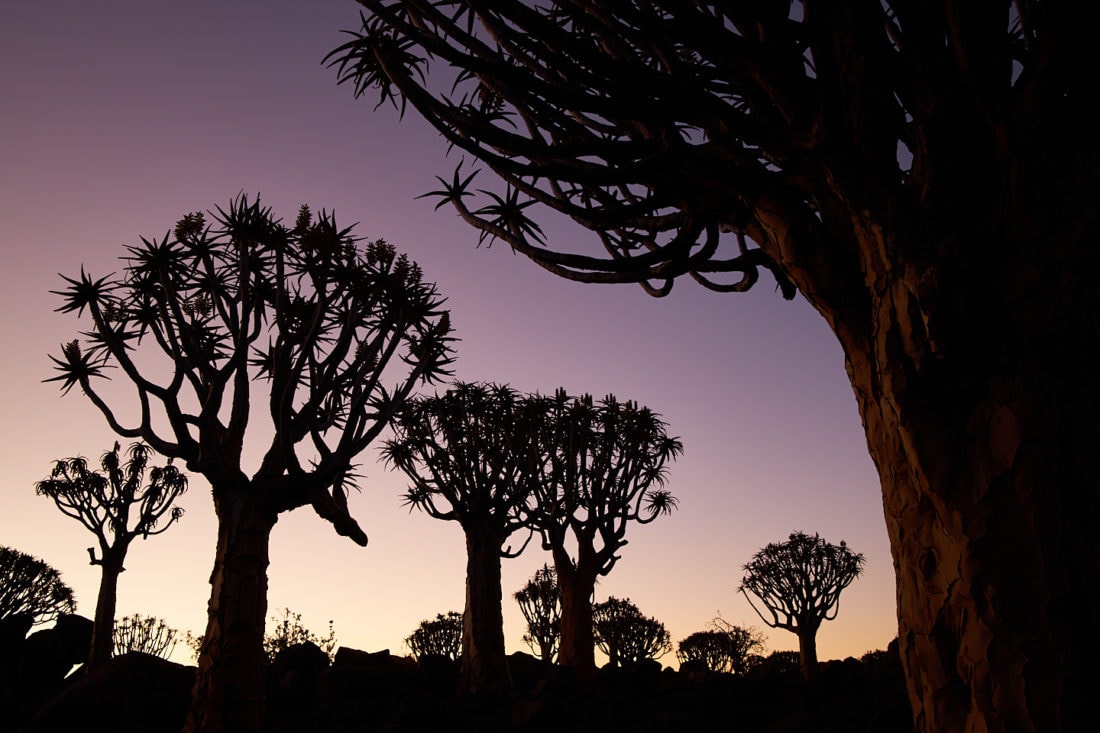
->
[0,1,897,665]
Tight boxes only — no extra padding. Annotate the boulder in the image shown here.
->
[21,652,194,733]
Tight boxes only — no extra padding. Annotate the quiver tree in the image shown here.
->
[383,382,542,694]
[47,194,454,732]
[0,546,76,626]
[113,614,179,659]
[329,4,1100,729]
[592,597,671,667]
[525,391,681,675]
[676,618,766,674]
[514,563,560,663]
[35,441,187,668]
[740,532,864,686]
[406,612,463,662]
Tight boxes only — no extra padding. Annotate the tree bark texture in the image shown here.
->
[460,528,512,695]
[88,548,127,669]
[787,197,1100,730]
[183,491,276,733]
[554,555,597,675]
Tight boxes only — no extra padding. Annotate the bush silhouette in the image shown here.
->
[113,614,179,659]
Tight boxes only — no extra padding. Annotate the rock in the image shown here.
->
[21,652,193,733]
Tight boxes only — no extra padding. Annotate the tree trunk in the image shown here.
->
[459,527,512,695]
[801,201,1100,730]
[87,547,127,668]
[554,556,596,675]
[538,639,554,664]
[183,490,276,733]
[795,625,820,687]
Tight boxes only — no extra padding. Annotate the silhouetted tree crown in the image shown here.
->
[406,612,463,661]
[514,563,560,663]
[383,381,538,554]
[0,546,76,626]
[35,442,188,552]
[592,597,671,667]
[48,194,455,542]
[740,532,865,631]
[676,618,766,674]
[527,390,682,575]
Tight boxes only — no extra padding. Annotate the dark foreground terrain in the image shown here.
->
[2,617,911,732]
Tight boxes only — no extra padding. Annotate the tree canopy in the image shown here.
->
[740,531,864,683]
[48,194,455,543]
[0,546,76,626]
[36,442,188,556]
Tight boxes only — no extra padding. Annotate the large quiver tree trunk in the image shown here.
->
[791,166,1100,729]
[184,490,277,733]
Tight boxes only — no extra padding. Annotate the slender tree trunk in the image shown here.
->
[795,625,819,687]
[554,555,596,675]
[459,527,512,695]
[88,547,127,669]
[184,490,276,733]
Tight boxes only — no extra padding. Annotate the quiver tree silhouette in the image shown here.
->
[406,612,463,662]
[676,618,766,674]
[47,194,454,733]
[513,563,560,663]
[383,382,540,694]
[592,597,671,668]
[0,546,76,626]
[113,614,179,659]
[35,441,187,668]
[740,532,864,686]
[328,4,1100,728]
[524,391,681,675]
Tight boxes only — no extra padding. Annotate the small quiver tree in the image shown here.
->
[0,546,76,626]
[35,442,187,668]
[676,618,766,674]
[383,382,541,694]
[406,612,463,662]
[525,391,682,675]
[113,614,179,659]
[739,532,864,685]
[47,195,455,733]
[592,597,670,668]
[514,563,560,663]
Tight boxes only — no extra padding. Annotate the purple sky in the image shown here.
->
[0,1,897,664]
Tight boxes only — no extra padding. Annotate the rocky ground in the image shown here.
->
[2,616,912,732]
